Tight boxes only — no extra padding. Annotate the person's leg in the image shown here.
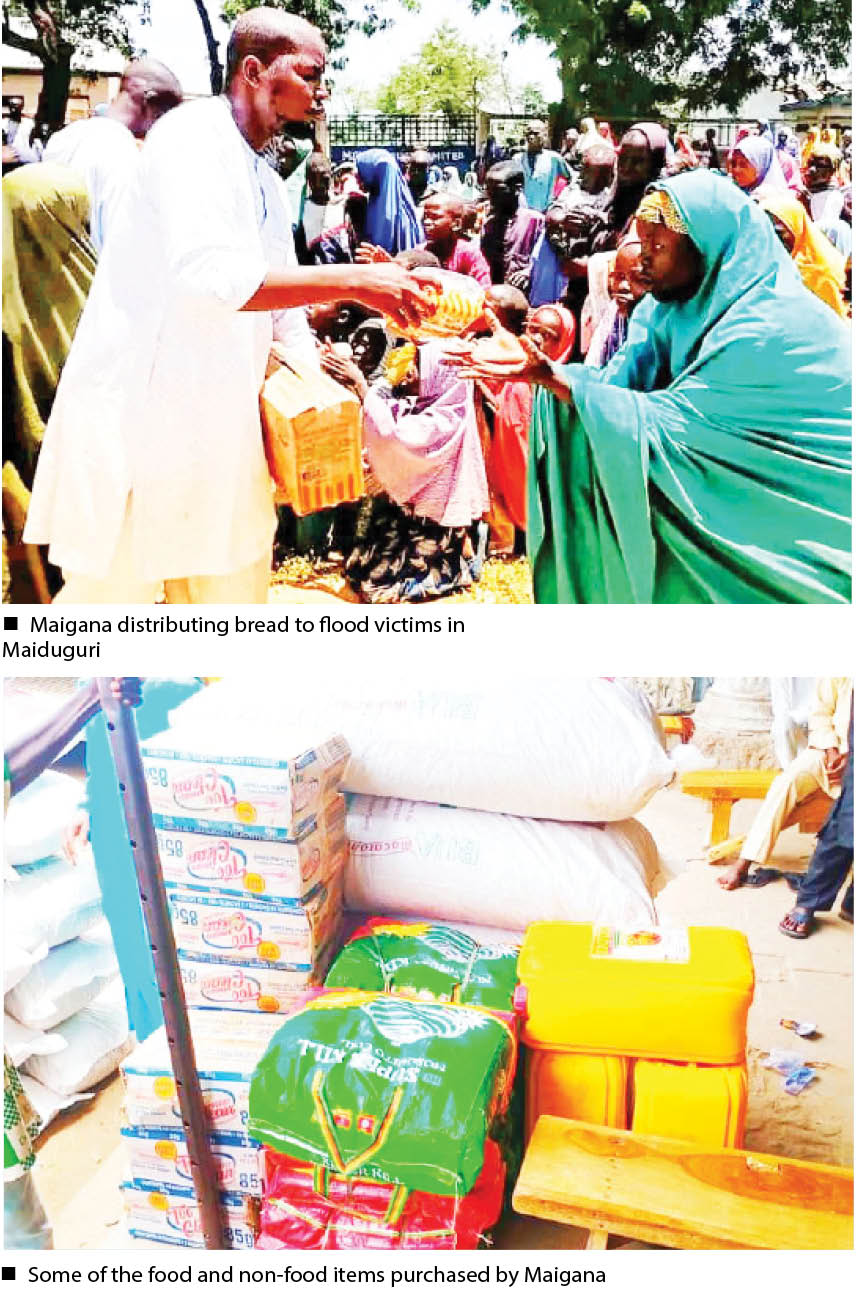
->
[719,749,827,890]
[779,837,853,939]
[165,552,271,605]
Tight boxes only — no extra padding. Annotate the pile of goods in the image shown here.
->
[249,917,521,1250]
[517,922,755,1147]
[117,723,351,1247]
[168,676,674,939]
[142,724,350,1012]
[121,1011,278,1249]
[4,770,133,1129]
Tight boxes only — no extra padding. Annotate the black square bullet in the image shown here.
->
[3,615,17,631]
[2,1267,16,1280]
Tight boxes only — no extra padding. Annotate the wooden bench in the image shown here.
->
[658,713,694,743]
[679,768,832,845]
[513,1117,853,1251]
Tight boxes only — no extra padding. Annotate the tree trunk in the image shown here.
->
[35,42,74,128]
[191,0,223,95]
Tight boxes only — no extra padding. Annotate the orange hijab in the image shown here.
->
[759,189,847,318]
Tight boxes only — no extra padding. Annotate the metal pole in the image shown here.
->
[97,679,225,1250]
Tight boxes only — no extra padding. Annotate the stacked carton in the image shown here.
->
[119,725,351,1248]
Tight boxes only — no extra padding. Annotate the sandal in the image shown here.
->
[779,906,815,940]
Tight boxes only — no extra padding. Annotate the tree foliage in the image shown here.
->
[469,0,852,119]
[220,0,391,72]
[376,22,500,118]
[2,1,145,125]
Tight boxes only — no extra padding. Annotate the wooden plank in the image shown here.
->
[709,799,733,845]
[513,1118,853,1252]
[681,769,778,801]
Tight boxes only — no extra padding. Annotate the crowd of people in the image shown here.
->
[1,6,852,604]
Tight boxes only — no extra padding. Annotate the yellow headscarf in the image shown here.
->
[635,187,689,234]
[759,189,847,318]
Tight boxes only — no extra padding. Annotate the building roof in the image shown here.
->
[780,91,852,113]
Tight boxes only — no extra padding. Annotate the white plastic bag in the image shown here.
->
[3,845,103,956]
[4,929,120,1030]
[22,988,134,1095]
[4,770,85,867]
[345,795,659,933]
[3,1014,65,1069]
[169,676,674,822]
[18,1073,91,1129]
[3,942,45,994]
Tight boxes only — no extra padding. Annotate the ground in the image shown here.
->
[32,779,852,1250]
[269,555,533,604]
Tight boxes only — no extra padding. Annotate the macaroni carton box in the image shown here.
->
[122,1011,287,1134]
[141,727,350,837]
[122,1181,255,1250]
[121,1126,262,1196]
[178,943,338,1015]
[168,878,342,970]
[155,797,347,901]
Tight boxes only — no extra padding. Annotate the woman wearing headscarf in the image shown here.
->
[3,163,97,600]
[355,148,424,256]
[759,189,848,318]
[454,169,851,604]
[322,341,488,601]
[606,122,669,239]
[727,134,790,196]
[441,166,462,194]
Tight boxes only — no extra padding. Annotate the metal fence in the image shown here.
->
[328,114,476,152]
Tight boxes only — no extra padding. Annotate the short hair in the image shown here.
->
[487,284,530,335]
[225,7,320,85]
[425,191,464,215]
[120,58,182,102]
[394,247,441,269]
[486,160,523,188]
[581,142,616,168]
[306,151,330,172]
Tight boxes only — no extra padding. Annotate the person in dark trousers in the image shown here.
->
[780,709,853,938]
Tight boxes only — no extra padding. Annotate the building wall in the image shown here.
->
[2,71,120,119]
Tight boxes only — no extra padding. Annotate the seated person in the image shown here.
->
[719,678,852,890]
[779,712,853,940]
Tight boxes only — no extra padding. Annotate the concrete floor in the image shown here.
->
[32,779,853,1250]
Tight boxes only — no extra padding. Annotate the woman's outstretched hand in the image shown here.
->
[442,308,553,384]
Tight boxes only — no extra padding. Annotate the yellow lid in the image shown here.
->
[518,923,754,1065]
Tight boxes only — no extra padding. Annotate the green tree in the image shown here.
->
[2,1,145,127]
[376,21,497,120]
[470,0,851,122]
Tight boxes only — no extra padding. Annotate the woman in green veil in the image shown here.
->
[455,169,851,604]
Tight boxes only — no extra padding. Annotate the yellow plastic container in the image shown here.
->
[631,1060,748,1148]
[524,1050,628,1141]
[518,923,754,1066]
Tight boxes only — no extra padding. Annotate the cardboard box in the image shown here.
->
[141,727,349,837]
[123,1011,287,1133]
[122,1181,255,1249]
[261,354,363,515]
[168,879,341,970]
[121,1126,262,1196]
[154,797,346,902]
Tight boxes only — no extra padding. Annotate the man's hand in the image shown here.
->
[823,745,847,782]
[355,243,393,264]
[350,264,438,333]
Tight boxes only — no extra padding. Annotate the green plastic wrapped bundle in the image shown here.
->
[248,989,517,1196]
[324,918,519,1012]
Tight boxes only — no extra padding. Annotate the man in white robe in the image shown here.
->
[43,59,183,251]
[24,8,432,603]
